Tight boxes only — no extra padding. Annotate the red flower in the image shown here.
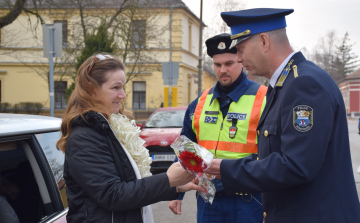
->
[178,150,207,173]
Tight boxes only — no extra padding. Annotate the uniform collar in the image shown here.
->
[210,71,250,105]
[269,51,296,87]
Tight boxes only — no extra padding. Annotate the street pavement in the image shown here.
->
[347,118,360,200]
[151,119,360,222]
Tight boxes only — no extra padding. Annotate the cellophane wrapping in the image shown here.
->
[171,135,216,204]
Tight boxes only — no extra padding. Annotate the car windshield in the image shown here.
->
[145,110,186,128]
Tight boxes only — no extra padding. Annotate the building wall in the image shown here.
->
[0,7,205,113]
[349,81,360,113]
[202,72,217,91]
[350,90,359,112]
[339,80,360,114]
[0,63,72,106]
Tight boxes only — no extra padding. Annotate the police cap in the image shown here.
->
[221,8,294,49]
[205,33,237,58]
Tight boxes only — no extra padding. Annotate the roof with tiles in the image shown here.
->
[0,0,205,25]
[345,69,360,80]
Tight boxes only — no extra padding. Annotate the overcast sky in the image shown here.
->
[182,0,360,57]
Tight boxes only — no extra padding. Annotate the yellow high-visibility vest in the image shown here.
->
[192,84,267,159]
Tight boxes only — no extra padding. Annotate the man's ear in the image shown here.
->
[259,33,270,52]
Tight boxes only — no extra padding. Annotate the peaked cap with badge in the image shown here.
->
[221,8,294,49]
[205,33,237,58]
[218,7,360,223]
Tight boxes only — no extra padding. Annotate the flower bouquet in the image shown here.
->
[171,135,216,204]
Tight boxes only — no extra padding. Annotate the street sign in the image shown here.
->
[162,62,179,85]
[43,23,63,58]
[164,87,177,107]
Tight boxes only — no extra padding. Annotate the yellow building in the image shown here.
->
[0,0,217,115]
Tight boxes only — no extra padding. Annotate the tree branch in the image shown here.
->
[0,0,27,28]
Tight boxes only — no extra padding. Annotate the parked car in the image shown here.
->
[0,113,67,223]
[139,106,187,171]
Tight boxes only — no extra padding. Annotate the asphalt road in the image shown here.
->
[347,118,360,199]
[151,119,360,222]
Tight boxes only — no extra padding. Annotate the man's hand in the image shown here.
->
[204,159,223,178]
[169,200,182,215]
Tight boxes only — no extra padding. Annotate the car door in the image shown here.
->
[34,131,68,222]
[0,132,67,222]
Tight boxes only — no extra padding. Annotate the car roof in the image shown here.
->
[0,113,62,137]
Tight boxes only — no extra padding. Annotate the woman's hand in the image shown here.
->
[177,181,206,193]
[167,162,194,187]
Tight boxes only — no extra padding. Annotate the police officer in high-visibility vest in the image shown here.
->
[168,33,267,223]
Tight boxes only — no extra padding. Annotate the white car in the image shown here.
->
[0,113,67,223]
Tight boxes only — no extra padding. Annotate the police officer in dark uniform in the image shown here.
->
[206,8,360,223]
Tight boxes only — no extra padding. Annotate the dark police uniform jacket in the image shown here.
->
[220,52,360,223]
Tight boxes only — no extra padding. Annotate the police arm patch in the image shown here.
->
[293,105,313,132]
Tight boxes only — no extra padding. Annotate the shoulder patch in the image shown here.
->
[293,105,313,132]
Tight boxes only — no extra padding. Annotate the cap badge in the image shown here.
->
[231,29,251,40]
[218,42,226,50]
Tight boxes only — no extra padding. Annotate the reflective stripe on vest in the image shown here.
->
[193,85,267,158]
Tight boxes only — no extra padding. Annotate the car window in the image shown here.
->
[145,110,186,128]
[35,131,68,208]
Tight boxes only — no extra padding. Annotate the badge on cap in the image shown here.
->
[293,105,313,132]
[218,42,226,50]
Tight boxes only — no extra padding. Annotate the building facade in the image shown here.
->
[0,0,216,116]
[338,69,360,116]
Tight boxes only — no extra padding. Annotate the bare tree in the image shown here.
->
[336,32,359,77]
[211,0,246,33]
[313,30,337,72]
[0,0,26,28]
[312,30,343,81]
[2,0,169,96]
[311,30,360,82]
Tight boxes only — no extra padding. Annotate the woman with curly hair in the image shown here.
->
[57,54,202,223]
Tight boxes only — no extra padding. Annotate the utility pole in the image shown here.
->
[49,27,55,117]
[169,5,173,107]
[43,23,62,117]
[197,0,203,96]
